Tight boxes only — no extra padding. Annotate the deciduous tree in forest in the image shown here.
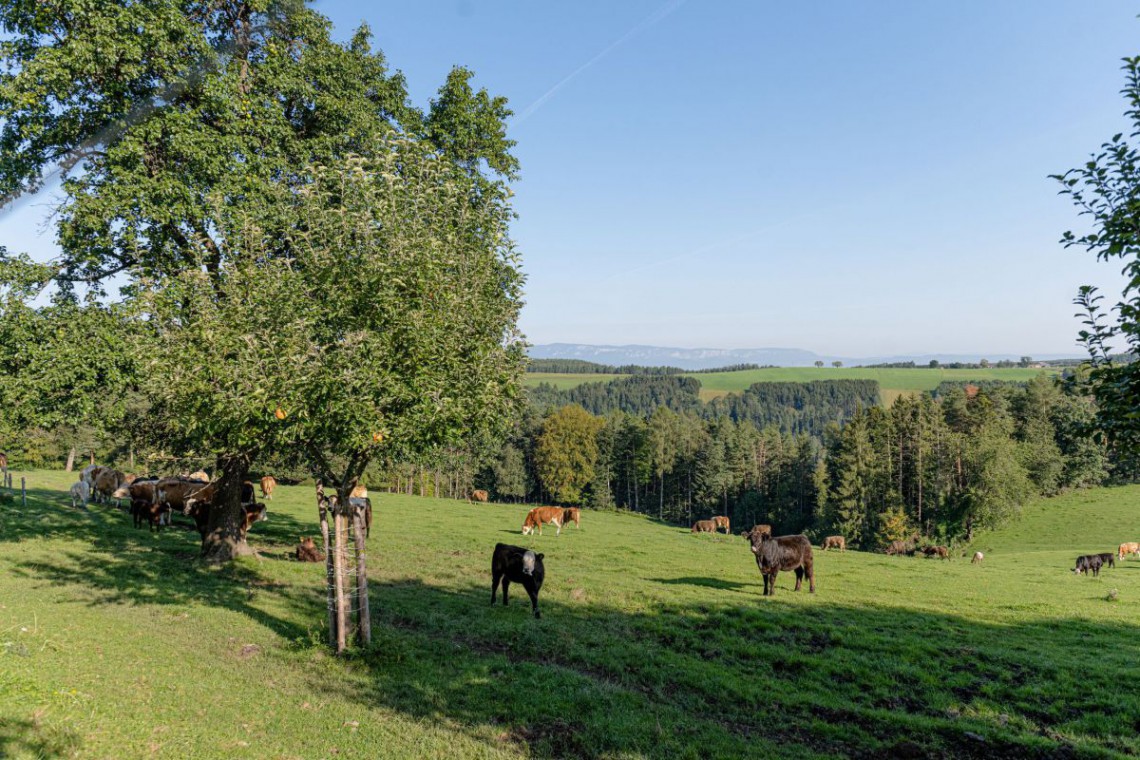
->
[535,405,605,504]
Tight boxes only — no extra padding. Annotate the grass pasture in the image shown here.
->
[2,471,1139,758]
[525,367,1057,403]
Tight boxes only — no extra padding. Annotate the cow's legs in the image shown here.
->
[491,571,502,605]
[501,578,511,606]
[794,567,804,591]
[555,519,562,536]
[806,559,816,592]
[523,579,541,619]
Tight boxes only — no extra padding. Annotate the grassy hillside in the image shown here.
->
[526,367,1056,404]
[2,471,1138,758]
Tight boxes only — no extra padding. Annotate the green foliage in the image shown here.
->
[528,375,702,417]
[1054,56,1140,455]
[706,379,880,437]
[534,405,604,504]
[139,143,525,487]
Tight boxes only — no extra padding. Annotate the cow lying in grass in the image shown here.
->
[691,519,717,534]
[745,528,815,596]
[491,543,545,619]
[295,537,325,562]
[1074,554,1103,576]
[522,507,564,536]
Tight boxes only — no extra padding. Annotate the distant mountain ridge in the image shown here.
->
[528,343,1083,370]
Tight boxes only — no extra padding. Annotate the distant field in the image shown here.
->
[2,470,1138,758]
[526,367,1058,402]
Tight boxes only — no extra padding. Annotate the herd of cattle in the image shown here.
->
[56,466,1138,616]
[68,465,273,542]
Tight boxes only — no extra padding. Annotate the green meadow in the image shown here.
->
[526,367,1057,404]
[2,470,1138,758]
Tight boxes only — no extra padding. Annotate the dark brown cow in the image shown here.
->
[922,545,950,560]
[187,501,267,542]
[295,537,325,562]
[885,535,921,556]
[821,535,846,551]
[125,478,163,530]
[562,507,581,529]
[747,532,816,596]
[691,519,717,534]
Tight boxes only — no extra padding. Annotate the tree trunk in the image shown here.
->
[333,506,347,654]
[317,483,335,648]
[200,453,255,563]
[351,499,371,647]
[65,447,76,472]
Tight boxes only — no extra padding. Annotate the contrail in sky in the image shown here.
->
[513,0,687,125]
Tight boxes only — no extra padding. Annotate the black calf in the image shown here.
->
[491,543,545,619]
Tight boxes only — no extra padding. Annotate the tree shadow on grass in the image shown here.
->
[649,576,758,592]
[0,717,83,759]
[296,578,1140,759]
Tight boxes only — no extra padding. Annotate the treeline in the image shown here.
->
[530,376,876,439]
[527,359,763,374]
[460,375,1130,547]
[706,380,879,436]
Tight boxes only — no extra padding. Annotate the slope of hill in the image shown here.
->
[1,472,1137,758]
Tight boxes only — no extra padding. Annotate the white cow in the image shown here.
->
[69,480,91,509]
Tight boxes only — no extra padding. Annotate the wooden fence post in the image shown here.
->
[21,477,26,507]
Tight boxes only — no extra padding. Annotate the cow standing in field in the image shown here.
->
[691,519,717,534]
[746,528,816,596]
[561,507,581,529]
[491,543,546,619]
[922,545,950,560]
[470,489,489,503]
[522,507,564,536]
[741,524,772,540]
[1096,552,1116,569]
[260,476,276,501]
[1074,555,1104,576]
[821,535,846,551]
[69,481,91,509]
[712,515,731,534]
[93,469,132,506]
[1118,542,1140,561]
[971,551,984,564]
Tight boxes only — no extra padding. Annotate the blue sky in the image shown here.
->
[3,1,1138,357]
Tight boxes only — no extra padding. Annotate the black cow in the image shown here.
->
[491,543,545,619]
[746,531,816,596]
[1097,552,1116,569]
[1074,554,1104,576]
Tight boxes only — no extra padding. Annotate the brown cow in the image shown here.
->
[93,469,131,505]
[155,477,216,515]
[351,483,368,500]
[260,475,276,501]
[741,524,772,541]
[186,470,209,482]
[295,537,325,562]
[186,501,267,542]
[522,507,564,536]
[470,489,489,503]
[885,535,921,556]
[921,545,950,560]
[691,519,717,534]
[562,507,581,529]
[1118,542,1140,560]
[821,535,846,551]
[122,478,163,530]
[747,532,816,596]
[712,515,731,534]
